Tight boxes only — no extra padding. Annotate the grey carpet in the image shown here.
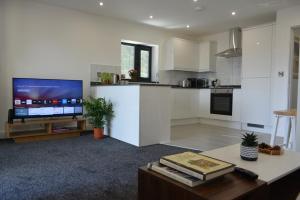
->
[0,135,193,200]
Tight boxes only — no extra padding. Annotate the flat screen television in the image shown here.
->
[13,78,83,119]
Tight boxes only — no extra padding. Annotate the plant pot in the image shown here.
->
[130,75,138,82]
[93,128,104,140]
[240,145,258,161]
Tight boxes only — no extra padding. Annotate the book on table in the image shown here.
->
[149,161,204,187]
[160,152,235,181]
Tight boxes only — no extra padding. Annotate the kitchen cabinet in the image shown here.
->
[171,89,199,119]
[199,41,217,72]
[241,23,274,128]
[241,78,271,126]
[232,89,241,122]
[164,38,199,72]
[198,89,211,118]
[242,24,273,78]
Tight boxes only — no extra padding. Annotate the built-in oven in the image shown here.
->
[210,89,233,116]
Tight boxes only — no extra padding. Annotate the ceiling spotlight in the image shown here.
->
[193,0,199,2]
[99,2,104,6]
[231,11,236,16]
[149,15,153,19]
[186,25,190,29]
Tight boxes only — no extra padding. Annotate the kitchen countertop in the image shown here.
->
[171,85,241,89]
[90,82,172,87]
[91,82,241,89]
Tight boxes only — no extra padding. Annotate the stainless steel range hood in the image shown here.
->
[216,27,242,58]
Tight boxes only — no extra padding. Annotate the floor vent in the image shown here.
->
[247,123,264,129]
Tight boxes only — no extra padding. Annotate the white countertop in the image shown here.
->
[201,144,300,184]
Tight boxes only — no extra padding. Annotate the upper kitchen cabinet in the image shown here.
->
[242,24,274,78]
[199,41,217,72]
[164,37,199,72]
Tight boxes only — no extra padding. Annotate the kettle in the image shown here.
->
[112,74,120,84]
[180,79,191,88]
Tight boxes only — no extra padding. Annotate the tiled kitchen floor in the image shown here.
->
[168,123,281,151]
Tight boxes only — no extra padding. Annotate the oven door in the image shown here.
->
[210,90,233,116]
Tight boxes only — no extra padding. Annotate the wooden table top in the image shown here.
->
[139,167,267,200]
[273,109,297,117]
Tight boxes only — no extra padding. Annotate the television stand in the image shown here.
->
[5,118,86,143]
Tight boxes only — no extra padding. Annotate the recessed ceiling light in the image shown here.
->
[149,15,153,19]
[193,0,199,2]
[99,2,104,6]
[186,25,190,29]
[231,11,236,16]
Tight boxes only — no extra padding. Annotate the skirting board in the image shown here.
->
[199,118,242,130]
[171,118,242,131]
[171,118,200,126]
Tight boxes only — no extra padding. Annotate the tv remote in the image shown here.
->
[234,167,258,180]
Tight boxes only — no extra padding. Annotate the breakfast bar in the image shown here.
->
[91,84,171,147]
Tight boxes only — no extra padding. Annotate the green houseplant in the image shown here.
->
[240,132,259,161]
[83,97,114,140]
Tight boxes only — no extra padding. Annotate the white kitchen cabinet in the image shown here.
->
[241,78,271,126]
[164,38,199,72]
[242,24,273,78]
[198,89,211,118]
[171,89,199,119]
[199,41,217,72]
[232,89,241,122]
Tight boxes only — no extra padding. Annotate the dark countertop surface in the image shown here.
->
[171,85,242,89]
[90,82,172,87]
[91,82,241,89]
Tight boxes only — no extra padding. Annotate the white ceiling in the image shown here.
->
[34,0,300,36]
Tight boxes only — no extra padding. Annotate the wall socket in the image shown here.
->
[278,71,284,77]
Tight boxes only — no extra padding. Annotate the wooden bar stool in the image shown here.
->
[271,109,297,150]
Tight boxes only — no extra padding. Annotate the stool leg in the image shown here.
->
[289,117,296,150]
[271,115,280,146]
[286,117,292,149]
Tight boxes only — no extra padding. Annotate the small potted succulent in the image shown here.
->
[240,132,259,161]
[83,97,114,140]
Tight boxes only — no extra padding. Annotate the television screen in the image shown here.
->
[13,78,83,118]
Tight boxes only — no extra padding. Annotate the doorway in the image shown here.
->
[290,28,300,109]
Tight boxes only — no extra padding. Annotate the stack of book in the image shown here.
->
[148,152,235,187]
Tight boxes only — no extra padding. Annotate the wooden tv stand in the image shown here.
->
[5,118,86,143]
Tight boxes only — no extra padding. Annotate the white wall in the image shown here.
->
[273,5,300,151]
[199,32,242,85]
[0,0,196,137]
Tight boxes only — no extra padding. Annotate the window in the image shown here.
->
[121,42,152,82]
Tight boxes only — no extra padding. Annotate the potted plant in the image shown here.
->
[83,97,114,140]
[240,132,259,161]
[128,69,138,81]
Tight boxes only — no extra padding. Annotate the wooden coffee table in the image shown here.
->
[138,144,300,200]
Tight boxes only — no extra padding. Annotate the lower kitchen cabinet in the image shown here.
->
[171,89,199,119]
[198,89,211,118]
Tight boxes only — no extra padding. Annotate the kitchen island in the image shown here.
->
[91,84,171,147]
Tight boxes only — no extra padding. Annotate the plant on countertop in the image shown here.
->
[101,72,113,84]
[83,97,114,140]
[128,69,138,81]
[240,132,259,161]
